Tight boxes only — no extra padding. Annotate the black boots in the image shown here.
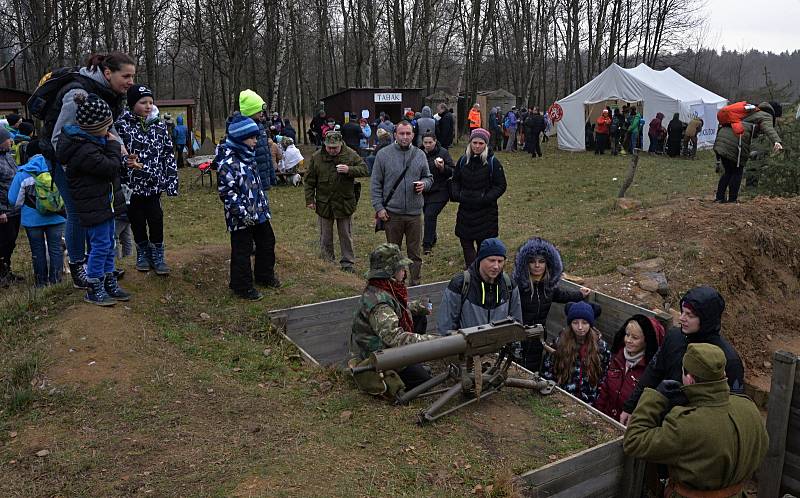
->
[68,261,90,289]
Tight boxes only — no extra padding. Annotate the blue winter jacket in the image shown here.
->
[7,155,66,228]
[172,116,188,146]
[254,120,277,190]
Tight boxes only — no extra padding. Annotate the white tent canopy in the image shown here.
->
[555,63,728,152]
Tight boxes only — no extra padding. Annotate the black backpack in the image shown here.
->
[27,67,114,161]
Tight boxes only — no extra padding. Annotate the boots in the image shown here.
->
[68,260,90,289]
[84,277,116,306]
[0,257,9,288]
[135,241,151,272]
[149,243,170,276]
[104,272,130,301]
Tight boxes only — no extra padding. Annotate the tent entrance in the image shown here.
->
[584,99,641,124]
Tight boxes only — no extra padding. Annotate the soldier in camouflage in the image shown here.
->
[350,243,440,392]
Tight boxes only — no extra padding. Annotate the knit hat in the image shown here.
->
[476,238,507,263]
[17,121,34,137]
[74,93,113,135]
[127,84,154,109]
[239,89,266,117]
[6,113,21,126]
[683,343,726,381]
[227,115,261,143]
[470,127,490,143]
[565,301,598,327]
[324,130,343,146]
[0,127,10,144]
[376,128,390,141]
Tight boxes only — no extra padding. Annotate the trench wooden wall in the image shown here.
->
[268,278,661,496]
[759,350,800,498]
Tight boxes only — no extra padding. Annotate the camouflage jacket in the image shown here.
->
[350,285,437,361]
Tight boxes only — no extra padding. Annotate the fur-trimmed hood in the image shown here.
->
[513,237,564,291]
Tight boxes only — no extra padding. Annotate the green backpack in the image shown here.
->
[25,171,65,215]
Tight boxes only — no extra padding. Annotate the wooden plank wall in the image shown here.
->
[758,350,800,498]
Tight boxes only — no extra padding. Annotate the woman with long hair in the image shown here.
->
[542,301,611,404]
[594,315,665,420]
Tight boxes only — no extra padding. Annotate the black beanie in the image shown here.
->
[17,121,34,137]
[127,84,154,109]
[6,113,21,127]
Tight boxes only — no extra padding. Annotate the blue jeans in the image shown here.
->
[86,219,116,279]
[25,223,65,286]
[50,161,87,264]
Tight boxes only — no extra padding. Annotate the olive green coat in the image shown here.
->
[623,380,768,496]
[713,109,781,166]
[304,145,368,219]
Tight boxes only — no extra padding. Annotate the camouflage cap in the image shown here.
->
[324,130,343,146]
[366,243,412,280]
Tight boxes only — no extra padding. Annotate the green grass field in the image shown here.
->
[0,143,718,497]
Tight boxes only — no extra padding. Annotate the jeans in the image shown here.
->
[86,219,116,279]
[229,221,276,292]
[50,162,87,263]
[128,193,164,244]
[422,200,447,249]
[716,156,744,202]
[318,215,354,268]
[384,212,423,286]
[504,128,517,151]
[25,223,65,286]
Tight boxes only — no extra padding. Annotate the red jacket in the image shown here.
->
[594,349,647,420]
[595,115,611,135]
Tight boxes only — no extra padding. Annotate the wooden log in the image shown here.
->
[758,350,798,498]
[618,148,640,198]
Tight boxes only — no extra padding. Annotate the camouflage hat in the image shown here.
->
[324,130,343,146]
[366,243,412,280]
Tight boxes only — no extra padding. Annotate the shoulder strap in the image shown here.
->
[382,151,410,207]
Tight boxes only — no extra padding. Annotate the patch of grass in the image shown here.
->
[1,353,40,417]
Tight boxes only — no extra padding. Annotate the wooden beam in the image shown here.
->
[758,350,797,498]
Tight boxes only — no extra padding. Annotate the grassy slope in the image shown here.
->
[0,144,716,497]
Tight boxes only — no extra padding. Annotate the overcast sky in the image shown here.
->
[704,0,799,53]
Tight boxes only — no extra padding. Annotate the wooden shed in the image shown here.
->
[322,87,424,124]
[457,89,519,136]
[0,87,32,118]
[157,98,196,135]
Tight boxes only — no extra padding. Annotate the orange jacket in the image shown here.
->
[468,108,482,128]
[595,114,611,135]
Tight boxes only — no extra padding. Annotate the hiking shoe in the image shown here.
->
[84,277,116,306]
[68,261,91,289]
[423,247,432,256]
[104,273,131,301]
[150,243,170,276]
[256,275,281,288]
[135,242,151,272]
[235,288,263,301]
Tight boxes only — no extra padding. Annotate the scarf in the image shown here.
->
[224,138,256,165]
[368,278,413,333]
[623,349,645,372]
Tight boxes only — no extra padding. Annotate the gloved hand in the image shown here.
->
[656,379,683,399]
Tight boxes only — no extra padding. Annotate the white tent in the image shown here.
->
[555,63,727,152]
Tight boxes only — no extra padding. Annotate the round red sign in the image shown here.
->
[548,103,563,123]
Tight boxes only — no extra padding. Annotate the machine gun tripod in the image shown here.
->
[351,318,556,424]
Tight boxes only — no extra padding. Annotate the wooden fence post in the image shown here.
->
[619,456,646,496]
[758,350,797,498]
[618,149,640,198]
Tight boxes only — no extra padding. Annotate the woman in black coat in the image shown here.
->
[449,128,507,267]
[666,113,684,157]
[420,133,454,254]
[512,237,590,371]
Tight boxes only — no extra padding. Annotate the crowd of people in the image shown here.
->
[349,238,766,496]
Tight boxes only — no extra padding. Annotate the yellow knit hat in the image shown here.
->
[239,89,265,117]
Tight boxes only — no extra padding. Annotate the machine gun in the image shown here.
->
[351,318,556,424]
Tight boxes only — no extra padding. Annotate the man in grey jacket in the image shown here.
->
[371,121,432,286]
[437,238,522,334]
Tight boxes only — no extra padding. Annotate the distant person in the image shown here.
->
[341,113,364,152]
[503,107,518,152]
[682,116,703,159]
[172,115,188,167]
[714,102,782,203]
[628,107,642,152]
[4,113,22,139]
[619,286,745,425]
[435,103,454,149]
[666,113,684,157]
[0,127,22,286]
[594,315,665,420]
[358,118,371,152]
[437,238,522,333]
[523,107,545,158]
[610,108,624,155]
[304,130,368,273]
[594,109,611,155]
[488,107,502,152]
[310,110,327,146]
[416,106,436,146]
[419,132,454,255]
[282,119,296,142]
[371,120,432,287]
[624,343,768,497]
[647,112,666,154]
[467,103,481,132]
[449,128,507,267]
